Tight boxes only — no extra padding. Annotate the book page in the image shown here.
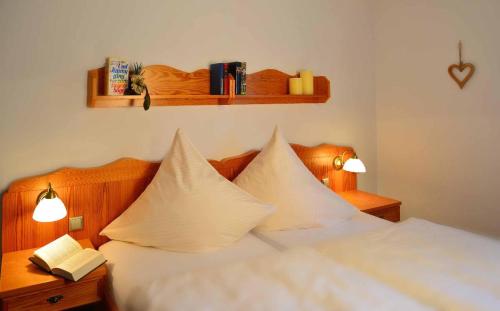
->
[29,256,51,272]
[33,234,82,270]
[53,248,106,281]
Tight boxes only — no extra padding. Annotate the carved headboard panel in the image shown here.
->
[2,143,356,253]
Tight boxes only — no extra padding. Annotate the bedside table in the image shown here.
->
[0,239,108,311]
[338,190,401,222]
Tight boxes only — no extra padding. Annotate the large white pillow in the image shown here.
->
[234,128,358,231]
[100,129,274,252]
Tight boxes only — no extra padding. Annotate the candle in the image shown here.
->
[300,70,314,95]
[289,78,303,95]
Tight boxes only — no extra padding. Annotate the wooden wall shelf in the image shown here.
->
[87,65,330,107]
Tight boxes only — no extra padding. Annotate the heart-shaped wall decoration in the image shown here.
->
[448,63,475,89]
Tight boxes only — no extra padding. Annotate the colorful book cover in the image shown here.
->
[105,58,129,95]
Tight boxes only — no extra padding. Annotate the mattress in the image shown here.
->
[253,211,392,249]
[99,234,278,311]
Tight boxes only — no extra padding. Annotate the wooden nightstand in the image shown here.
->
[338,190,401,222]
[0,239,108,311]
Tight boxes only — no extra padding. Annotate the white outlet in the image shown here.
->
[321,177,329,186]
[69,216,83,231]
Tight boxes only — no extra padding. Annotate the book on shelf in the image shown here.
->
[105,57,129,95]
[223,63,229,95]
[210,61,247,95]
[210,63,224,95]
[227,62,240,95]
[240,62,247,95]
[228,74,236,97]
[29,234,106,282]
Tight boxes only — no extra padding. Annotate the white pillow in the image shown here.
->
[234,128,357,231]
[100,129,274,252]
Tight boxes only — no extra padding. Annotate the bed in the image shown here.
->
[3,142,500,310]
[1,143,358,308]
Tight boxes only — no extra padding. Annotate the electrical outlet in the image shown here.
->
[69,216,83,231]
[321,177,329,186]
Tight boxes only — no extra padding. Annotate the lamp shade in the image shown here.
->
[33,197,67,222]
[343,158,366,173]
[33,184,67,222]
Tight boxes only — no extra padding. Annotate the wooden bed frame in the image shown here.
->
[2,143,357,253]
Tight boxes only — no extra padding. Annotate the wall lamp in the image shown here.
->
[33,183,67,222]
[333,151,366,173]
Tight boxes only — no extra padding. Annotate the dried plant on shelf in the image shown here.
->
[128,63,151,110]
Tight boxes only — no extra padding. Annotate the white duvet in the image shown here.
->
[136,248,428,311]
[317,218,500,311]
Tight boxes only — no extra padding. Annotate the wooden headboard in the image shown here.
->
[2,143,357,253]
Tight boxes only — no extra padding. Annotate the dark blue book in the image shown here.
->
[210,63,224,95]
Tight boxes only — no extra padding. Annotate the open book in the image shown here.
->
[29,234,106,282]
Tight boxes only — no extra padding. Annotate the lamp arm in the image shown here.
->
[36,183,57,203]
[340,151,347,163]
[341,150,357,162]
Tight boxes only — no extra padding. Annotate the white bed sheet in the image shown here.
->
[253,211,392,249]
[317,218,500,310]
[99,234,278,311]
[100,212,391,310]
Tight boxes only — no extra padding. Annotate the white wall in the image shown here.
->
[2,0,499,237]
[0,0,377,194]
[375,0,500,237]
